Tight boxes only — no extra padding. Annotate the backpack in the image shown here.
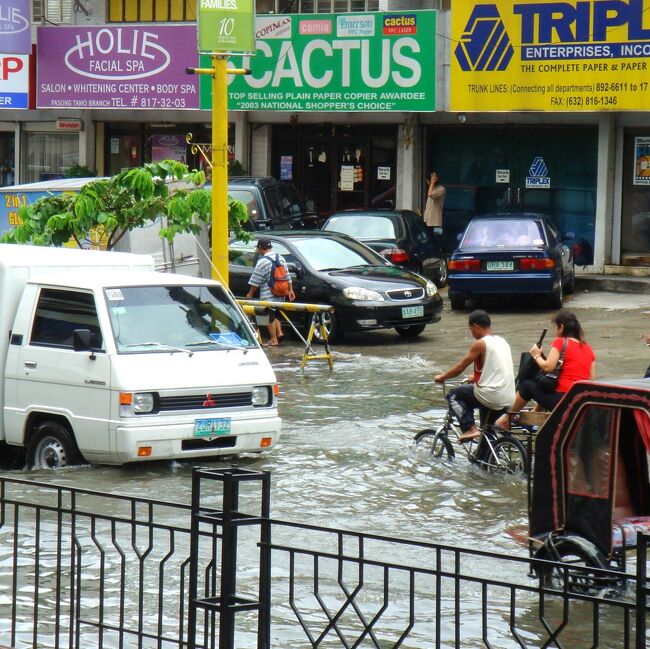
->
[268,254,290,297]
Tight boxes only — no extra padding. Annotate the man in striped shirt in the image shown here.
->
[245,238,295,346]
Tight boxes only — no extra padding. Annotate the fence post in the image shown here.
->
[636,532,648,649]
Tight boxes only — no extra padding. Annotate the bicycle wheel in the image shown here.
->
[413,426,455,460]
[484,435,528,477]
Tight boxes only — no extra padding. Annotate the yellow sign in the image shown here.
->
[451,0,650,112]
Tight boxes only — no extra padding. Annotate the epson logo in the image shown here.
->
[64,28,171,81]
[0,4,29,34]
[515,0,650,44]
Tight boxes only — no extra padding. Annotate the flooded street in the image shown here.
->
[7,290,650,559]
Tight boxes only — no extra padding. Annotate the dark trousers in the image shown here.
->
[518,378,564,411]
[446,384,489,433]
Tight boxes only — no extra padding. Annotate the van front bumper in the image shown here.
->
[113,414,281,463]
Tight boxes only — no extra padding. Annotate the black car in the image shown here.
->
[447,213,575,310]
[321,209,448,287]
[228,231,443,342]
[228,177,322,230]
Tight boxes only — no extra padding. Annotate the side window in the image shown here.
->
[544,222,559,245]
[31,288,102,349]
[229,189,260,222]
[229,241,258,267]
[566,405,615,499]
[409,216,430,243]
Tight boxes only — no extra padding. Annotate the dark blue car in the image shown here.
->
[447,213,575,310]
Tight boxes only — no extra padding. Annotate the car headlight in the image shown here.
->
[120,391,156,416]
[252,385,272,407]
[343,286,385,301]
[425,280,437,297]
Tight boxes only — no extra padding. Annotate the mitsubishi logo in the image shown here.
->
[404,290,412,297]
[203,393,216,407]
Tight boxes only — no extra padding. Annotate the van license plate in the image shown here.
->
[194,417,231,436]
[486,261,514,271]
[402,305,424,319]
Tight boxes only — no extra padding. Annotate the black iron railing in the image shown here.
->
[1,468,648,649]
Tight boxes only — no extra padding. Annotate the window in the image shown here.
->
[20,132,79,183]
[31,288,102,349]
[33,0,72,23]
[566,406,615,499]
[108,0,195,22]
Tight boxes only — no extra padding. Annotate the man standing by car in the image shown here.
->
[434,310,515,442]
[246,238,295,346]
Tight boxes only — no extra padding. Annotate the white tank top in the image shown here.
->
[474,335,515,411]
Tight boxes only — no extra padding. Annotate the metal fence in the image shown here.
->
[0,468,648,649]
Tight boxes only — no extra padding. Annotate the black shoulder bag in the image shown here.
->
[536,337,568,393]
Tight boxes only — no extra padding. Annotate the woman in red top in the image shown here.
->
[495,310,595,430]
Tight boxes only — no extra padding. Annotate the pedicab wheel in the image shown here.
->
[485,436,528,477]
[535,536,610,594]
[413,427,455,460]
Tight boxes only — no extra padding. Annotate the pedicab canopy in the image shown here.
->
[530,379,650,558]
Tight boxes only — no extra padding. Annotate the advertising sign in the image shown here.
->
[0,53,28,107]
[151,134,187,163]
[634,137,650,185]
[451,1,650,111]
[201,10,436,112]
[36,25,200,109]
[0,0,31,54]
[197,0,255,54]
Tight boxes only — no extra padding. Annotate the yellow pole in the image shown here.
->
[211,55,229,286]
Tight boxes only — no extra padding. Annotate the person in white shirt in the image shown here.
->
[434,310,515,442]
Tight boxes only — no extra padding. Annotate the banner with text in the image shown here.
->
[201,10,437,112]
[198,0,255,54]
[451,0,650,111]
[0,0,31,54]
[36,25,200,109]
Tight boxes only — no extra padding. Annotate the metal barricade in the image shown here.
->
[237,299,334,370]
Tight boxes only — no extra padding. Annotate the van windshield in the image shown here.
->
[104,284,257,353]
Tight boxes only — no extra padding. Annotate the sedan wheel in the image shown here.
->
[549,276,563,309]
[435,258,448,288]
[311,311,342,344]
[395,323,426,338]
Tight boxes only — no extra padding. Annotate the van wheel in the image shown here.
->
[27,422,81,469]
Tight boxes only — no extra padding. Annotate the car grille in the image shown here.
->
[385,287,425,301]
[157,391,252,412]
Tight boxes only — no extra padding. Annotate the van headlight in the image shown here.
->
[252,386,272,407]
[120,392,156,416]
[343,287,384,301]
[425,280,437,297]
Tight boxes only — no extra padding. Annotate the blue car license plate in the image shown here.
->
[486,261,514,271]
[402,305,424,319]
[194,417,231,437]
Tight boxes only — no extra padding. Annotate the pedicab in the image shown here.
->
[525,378,650,590]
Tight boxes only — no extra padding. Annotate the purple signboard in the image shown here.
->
[0,0,31,55]
[37,25,200,109]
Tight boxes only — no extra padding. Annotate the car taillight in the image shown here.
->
[519,258,556,271]
[382,248,410,264]
[449,258,480,272]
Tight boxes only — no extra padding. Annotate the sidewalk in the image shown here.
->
[576,273,650,294]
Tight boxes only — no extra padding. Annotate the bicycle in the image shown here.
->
[413,381,529,477]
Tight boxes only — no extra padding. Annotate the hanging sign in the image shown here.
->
[0,0,31,54]
[197,0,255,54]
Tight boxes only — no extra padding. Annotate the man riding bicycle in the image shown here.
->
[434,310,515,443]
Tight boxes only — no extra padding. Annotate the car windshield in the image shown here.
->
[324,215,397,239]
[104,284,257,353]
[461,219,545,248]
[291,237,387,270]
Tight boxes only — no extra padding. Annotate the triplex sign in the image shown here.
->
[0,54,28,108]
[452,0,650,111]
[200,10,437,112]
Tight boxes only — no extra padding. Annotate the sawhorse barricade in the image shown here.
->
[237,299,334,370]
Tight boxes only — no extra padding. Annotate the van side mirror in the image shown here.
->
[73,329,96,360]
[287,262,304,280]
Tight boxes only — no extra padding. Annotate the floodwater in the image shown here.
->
[1,293,648,647]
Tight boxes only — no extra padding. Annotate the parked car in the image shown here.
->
[447,213,575,310]
[228,231,443,341]
[321,209,448,287]
[228,177,322,230]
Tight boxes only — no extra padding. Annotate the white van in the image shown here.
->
[0,244,281,468]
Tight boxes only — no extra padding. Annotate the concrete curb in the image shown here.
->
[576,275,650,294]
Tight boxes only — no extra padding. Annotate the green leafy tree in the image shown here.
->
[1,160,250,249]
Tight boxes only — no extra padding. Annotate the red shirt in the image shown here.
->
[552,337,595,393]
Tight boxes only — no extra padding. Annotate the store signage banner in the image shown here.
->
[0,53,28,108]
[201,10,437,112]
[197,0,255,54]
[451,0,650,111]
[634,137,650,185]
[0,0,31,54]
[36,25,200,109]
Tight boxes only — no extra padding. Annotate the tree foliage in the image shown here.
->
[1,160,250,249]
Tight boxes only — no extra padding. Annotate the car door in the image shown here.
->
[228,239,258,297]
[545,219,573,275]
